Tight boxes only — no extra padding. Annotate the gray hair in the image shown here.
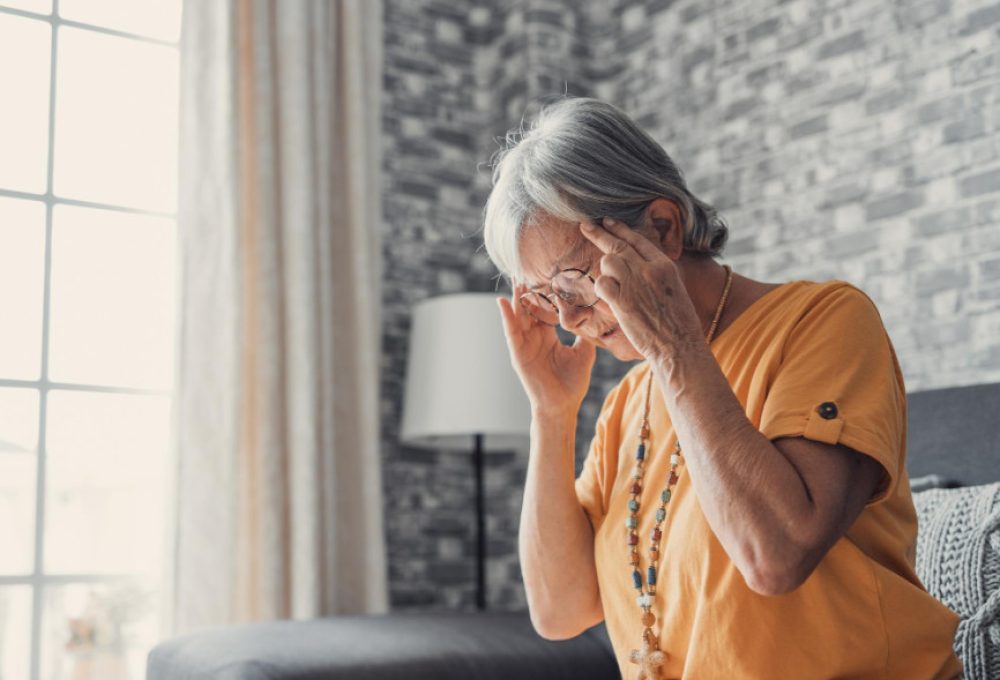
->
[482,97,728,282]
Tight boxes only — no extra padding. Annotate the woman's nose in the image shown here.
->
[554,297,592,331]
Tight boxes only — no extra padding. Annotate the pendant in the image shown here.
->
[629,635,666,680]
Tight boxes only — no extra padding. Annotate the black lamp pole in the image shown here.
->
[474,433,486,610]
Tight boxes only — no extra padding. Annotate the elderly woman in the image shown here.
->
[485,98,961,680]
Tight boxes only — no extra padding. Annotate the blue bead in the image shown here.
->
[647,567,657,586]
[632,570,642,590]
[628,499,639,512]
[626,517,637,528]
[636,443,646,461]
[656,508,666,522]
[661,489,672,503]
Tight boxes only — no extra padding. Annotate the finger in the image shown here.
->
[496,297,524,350]
[579,220,635,259]
[509,282,533,332]
[571,333,597,363]
[586,218,664,262]
[571,333,596,354]
[598,252,631,283]
[593,274,622,305]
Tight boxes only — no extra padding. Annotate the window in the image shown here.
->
[0,1,181,678]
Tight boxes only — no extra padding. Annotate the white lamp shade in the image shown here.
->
[400,293,531,451]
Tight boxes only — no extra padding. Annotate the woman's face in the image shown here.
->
[517,217,645,362]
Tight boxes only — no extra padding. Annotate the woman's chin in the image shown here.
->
[602,336,643,362]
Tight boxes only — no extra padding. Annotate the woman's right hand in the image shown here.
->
[496,282,597,416]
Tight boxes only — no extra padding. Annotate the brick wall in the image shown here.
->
[380,0,1000,611]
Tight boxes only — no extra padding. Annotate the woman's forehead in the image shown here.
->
[518,220,592,287]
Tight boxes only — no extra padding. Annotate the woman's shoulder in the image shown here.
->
[788,279,886,324]
[761,278,884,326]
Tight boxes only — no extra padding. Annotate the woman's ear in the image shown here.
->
[644,198,685,260]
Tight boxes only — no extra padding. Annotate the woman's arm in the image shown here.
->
[650,346,884,595]
[519,407,604,638]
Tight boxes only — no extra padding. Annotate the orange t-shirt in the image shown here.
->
[575,280,962,680]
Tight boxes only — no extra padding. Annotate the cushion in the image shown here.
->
[910,474,960,492]
[914,482,1000,680]
[146,611,618,680]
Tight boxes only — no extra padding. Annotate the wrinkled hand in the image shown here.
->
[496,282,597,416]
[579,217,704,361]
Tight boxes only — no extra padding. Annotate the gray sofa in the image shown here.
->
[148,383,1000,679]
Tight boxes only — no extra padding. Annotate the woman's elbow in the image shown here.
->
[530,612,582,640]
[528,603,602,640]
[739,548,815,597]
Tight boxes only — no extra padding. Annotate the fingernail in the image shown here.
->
[602,217,614,227]
[581,221,597,230]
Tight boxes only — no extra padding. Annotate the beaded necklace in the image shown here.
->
[627,264,733,680]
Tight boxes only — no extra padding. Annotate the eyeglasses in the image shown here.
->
[518,268,599,327]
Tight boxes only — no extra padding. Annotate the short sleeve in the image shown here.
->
[758,283,905,507]
[575,380,626,532]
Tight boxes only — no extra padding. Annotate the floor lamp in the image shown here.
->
[400,293,531,610]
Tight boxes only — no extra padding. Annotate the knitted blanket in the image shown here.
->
[914,482,1000,680]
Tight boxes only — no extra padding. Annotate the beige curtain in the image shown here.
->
[170,0,387,634]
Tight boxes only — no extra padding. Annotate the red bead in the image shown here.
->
[628,532,638,545]
[668,471,679,486]
[630,483,641,495]
[652,528,662,541]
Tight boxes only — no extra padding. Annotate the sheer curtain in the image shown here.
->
[170,0,387,633]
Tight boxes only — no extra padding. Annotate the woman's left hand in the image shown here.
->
[579,217,704,361]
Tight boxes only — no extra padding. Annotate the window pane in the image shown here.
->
[0,586,32,680]
[0,197,46,380]
[0,454,36,575]
[48,205,176,390]
[53,27,178,212]
[0,13,50,194]
[0,387,39,575]
[41,580,160,680]
[0,0,52,12]
[0,387,39,454]
[59,0,180,42]
[44,390,170,575]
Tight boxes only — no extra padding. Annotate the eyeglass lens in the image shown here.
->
[519,270,597,326]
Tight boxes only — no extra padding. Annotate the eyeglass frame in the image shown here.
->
[518,268,600,327]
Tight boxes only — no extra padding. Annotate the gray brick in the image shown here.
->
[916,265,971,295]
[746,62,786,87]
[865,191,925,220]
[959,2,1000,35]
[975,198,1000,225]
[979,257,1000,281]
[396,179,439,200]
[819,79,867,106]
[747,17,781,42]
[789,114,828,139]
[916,94,965,124]
[817,30,866,60]
[786,68,829,95]
[822,181,869,207]
[912,206,973,236]
[896,0,952,28]
[959,168,1000,197]
[826,230,879,257]
[682,46,715,75]
[865,87,906,116]
[724,96,760,121]
[681,2,708,23]
[943,114,985,144]
[953,51,1000,86]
